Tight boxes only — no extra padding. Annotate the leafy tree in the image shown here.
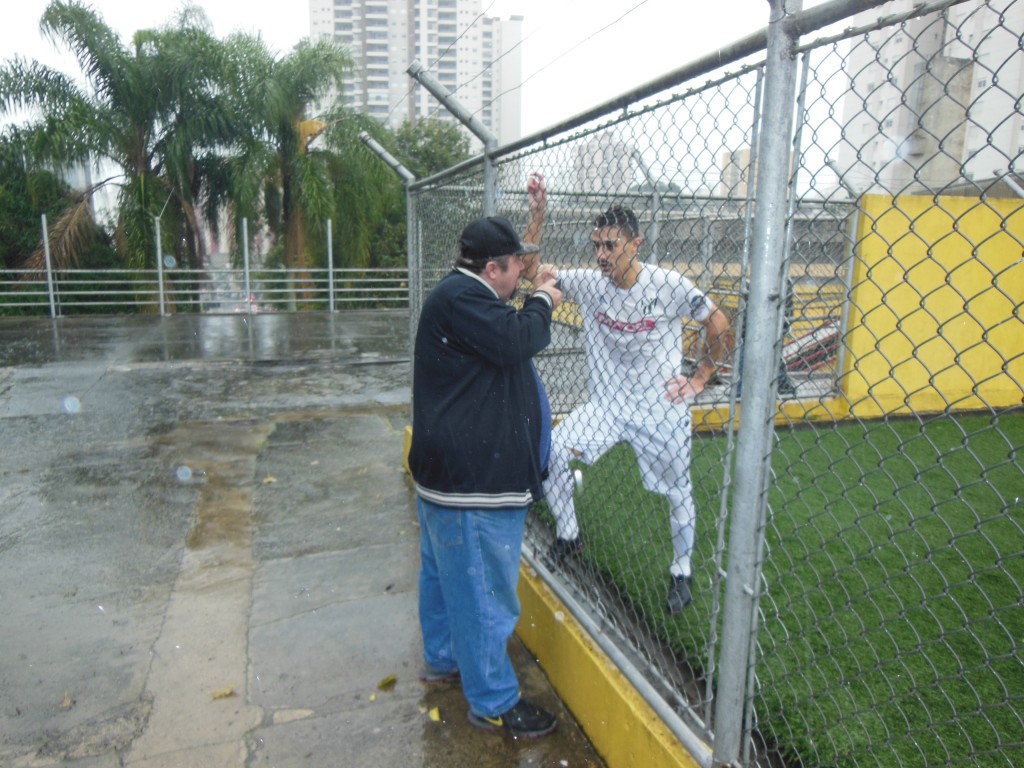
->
[223,37,354,277]
[317,113,406,270]
[391,118,471,180]
[0,2,238,274]
[0,129,119,317]
[0,131,72,270]
[0,1,456,298]
[221,40,437,297]
[323,117,471,270]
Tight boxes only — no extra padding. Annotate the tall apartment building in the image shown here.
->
[573,135,636,194]
[308,0,525,146]
[719,147,754,198]
[833,0,1024,194]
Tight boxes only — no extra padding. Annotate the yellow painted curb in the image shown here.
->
[517,564,704,768]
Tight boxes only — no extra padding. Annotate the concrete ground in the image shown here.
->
[0,311,605,768]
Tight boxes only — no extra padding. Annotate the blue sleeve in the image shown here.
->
[532,362,552,472]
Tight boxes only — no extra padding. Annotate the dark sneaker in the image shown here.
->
[667,574,692,614]
[419,665,460,685]
[468,698,558,738]
[546,536,584,567]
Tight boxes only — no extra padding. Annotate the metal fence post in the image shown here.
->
[155,216,167,316]
[482,145,496,217]
[242,218,252,316]
[327,218,335,312]
[633,149,661,256]
[408,200,419,375]
[40,214,57,318]
[712,1,803,764]
[356,129,420,369]
[406,60,498,215]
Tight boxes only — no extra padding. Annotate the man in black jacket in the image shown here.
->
[409,215,563,738]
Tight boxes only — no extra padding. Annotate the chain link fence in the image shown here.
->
[405,1,1023,766]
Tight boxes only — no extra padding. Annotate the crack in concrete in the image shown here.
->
[124,421,273,768]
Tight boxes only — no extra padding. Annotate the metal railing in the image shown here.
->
[0,265,409,315]
[2,214,409,316]
[404,1,1024,766]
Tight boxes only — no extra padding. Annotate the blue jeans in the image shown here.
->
[417,497,527,717]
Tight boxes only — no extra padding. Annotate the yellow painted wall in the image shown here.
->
[841,194,1024,418]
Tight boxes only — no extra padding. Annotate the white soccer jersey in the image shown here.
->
[560,262,714,422]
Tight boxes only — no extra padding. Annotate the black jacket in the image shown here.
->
[410,269,552,509]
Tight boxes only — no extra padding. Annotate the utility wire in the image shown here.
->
[384,0,652,134]
[384,0,498,126]
[471,0,652,124]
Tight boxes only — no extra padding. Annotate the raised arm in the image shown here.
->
[521,172,547,283]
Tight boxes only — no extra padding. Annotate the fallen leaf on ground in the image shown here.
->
[262,475,277,484]
[377,674,397,691]
[59,692,74,711]
[428,706,441,722]
[211,685,236,700]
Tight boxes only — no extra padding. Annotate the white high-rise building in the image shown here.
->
[309,0,525,146]
[833,0,1024,194]
[573,135,635,194]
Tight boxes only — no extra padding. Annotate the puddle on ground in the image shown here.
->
[155,420,275,551]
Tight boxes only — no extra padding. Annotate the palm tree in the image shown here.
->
[316,110,405,270]
[0,1,235,275]
[222,37,417,305]
[224,39,353,273]
[2,3,411,307]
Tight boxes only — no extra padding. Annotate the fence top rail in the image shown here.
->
[409,0,894,195]
[791,0,974,54]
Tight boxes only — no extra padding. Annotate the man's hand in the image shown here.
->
[536,263,558,285]
[664,373,707,404]
[532,263,562,307]
[527,172,547,217]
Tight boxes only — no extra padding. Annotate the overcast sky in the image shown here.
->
[1,0,792,136]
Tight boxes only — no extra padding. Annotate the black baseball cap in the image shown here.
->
[459,216,540,262]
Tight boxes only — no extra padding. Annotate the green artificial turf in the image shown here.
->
[552,411,1023,768]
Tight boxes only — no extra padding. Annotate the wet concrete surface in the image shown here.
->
[0,311,605,768]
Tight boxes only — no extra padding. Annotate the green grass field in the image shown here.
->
[551,411,1023,767]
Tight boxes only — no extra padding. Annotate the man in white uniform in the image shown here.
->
[525,176,730,613]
